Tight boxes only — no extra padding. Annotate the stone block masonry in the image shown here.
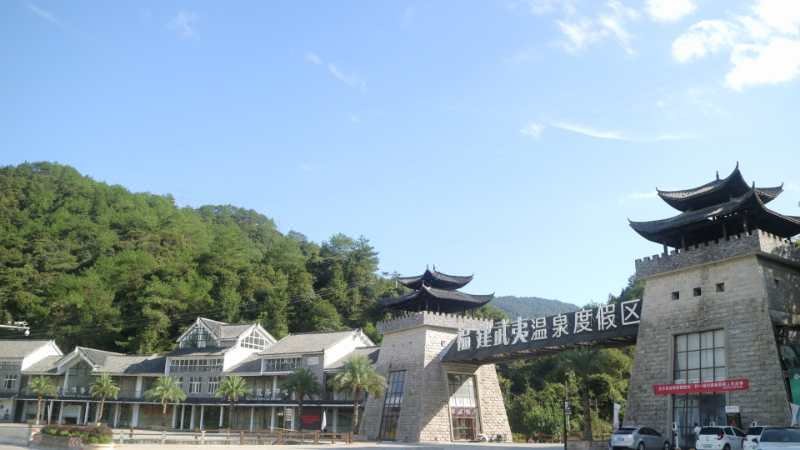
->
[363,312,511,443]
[627,241,797,435]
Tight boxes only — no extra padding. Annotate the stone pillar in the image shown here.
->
[333,408,338,432]
[172,404,178,429]
[272,377,277,398]
[269,407,275,430]
[131,404,140,428]
[47,401,54,424]
[57,401,64,424]
[249,406,254,432]
[219,406,224,428]
[190,405,196,430]
[113,403,120,428]
[83,401,90,425]
[199,405,205,431]
[180,404,185,430]
[134,376,143,398]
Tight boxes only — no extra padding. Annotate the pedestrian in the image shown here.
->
[693,423,702,449]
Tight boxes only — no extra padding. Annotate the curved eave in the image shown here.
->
[656,164,752,211]
[630,189,800,246]
[397,268,473,290]
[379,285,494,312]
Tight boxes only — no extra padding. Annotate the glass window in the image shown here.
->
[2,374,17,390]
[674,330,726,383]
[448,373,479,441]
[378,371,406,441]
[263,358,302,372]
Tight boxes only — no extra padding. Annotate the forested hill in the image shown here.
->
[0,162,409,353]
[492,296,578,319]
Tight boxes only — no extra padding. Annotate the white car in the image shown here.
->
[754,427,800,450]
[697,426,746,450]
[744,427,766,450]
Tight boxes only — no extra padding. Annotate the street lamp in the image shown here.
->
[0,321,30,336]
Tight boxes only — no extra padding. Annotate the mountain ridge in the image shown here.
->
[491,295,579,319]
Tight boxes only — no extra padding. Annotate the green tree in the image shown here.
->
[332,355,386,434]
[28,376,57,425]
[216,375,249,431]
[281,368,321,430]
[90,374,120,424]
[144,376,187,429]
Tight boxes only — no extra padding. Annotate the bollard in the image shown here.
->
[201,430,205,445]
[239,430,244,445]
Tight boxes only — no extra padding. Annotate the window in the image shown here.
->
[693,287,702,297]
[241,331,268,350]
[674,330,726,383]
[716,283,725,292]
[169,358,223,373]
[672,291,680,301]
[0,361,19,369]
[207,376,220,394]
[188,377,203,394]
[2,374,17,390]
[448,373,479,441]
[262,358,302,372]
[180,326,215,349]
[378,371,406,441]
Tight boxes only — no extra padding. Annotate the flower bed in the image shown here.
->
[40,424,113,448]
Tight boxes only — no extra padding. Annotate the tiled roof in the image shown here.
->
[326,346,380,370]
[167,347,228,357]
[23,355,61,374]
[262,330,357,355]
[98,355,166,374]
[228,355,262,374]
[0,340,54,358]
[77,347,124,366]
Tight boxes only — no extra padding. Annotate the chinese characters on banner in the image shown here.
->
[456,299,642,352]
[652,379,749,396]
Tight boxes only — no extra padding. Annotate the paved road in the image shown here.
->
[0,443,562,450]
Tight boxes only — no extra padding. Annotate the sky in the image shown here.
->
[2,0,800,306]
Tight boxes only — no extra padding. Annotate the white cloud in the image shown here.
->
[726,37,800,90]
[304,52,367,92]
[26,2,63,27]
[549,121,693,142]
[168,10,197,39]
[513,0,577,16]
[305,52,322,65]
[672,20,736,62]
[551,122,629,140]
[327,63,367,92]
[646,0,696,23]
[520,122,544,138]
[673,0,800,90]
[556,1,640,54]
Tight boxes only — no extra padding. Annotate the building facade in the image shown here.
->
[3,317,377,433]
[626,166,800,447]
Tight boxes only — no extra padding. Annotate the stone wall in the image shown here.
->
[363,313,510,443]
[634,230,794,279]
[627,253,792,435]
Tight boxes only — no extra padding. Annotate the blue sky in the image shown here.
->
[2,0,800,305]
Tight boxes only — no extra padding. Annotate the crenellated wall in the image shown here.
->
[635,229,797,279]
[378,311,493,335]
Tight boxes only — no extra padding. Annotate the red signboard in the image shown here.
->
[653,379,749,396]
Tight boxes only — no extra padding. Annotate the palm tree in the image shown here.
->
[215,375,249,431]
[90,374,120,424]
[144,376,187,429]
[332,355,385,434]
[28,376,57,425]
[281,368,321,430]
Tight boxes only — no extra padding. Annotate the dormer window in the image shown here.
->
[181,326,215,349]
[241,330,268,350]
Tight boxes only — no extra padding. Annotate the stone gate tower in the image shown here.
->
[626,165,800,447]
[361,268,512,442]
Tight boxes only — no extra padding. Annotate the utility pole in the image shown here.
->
[563,383,569,450]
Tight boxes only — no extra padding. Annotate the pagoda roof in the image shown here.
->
[380,285,493,313]
[657,164,783,211]
[396,267,473,290]
[630,188,800,248]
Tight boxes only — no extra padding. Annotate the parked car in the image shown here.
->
[754,427,800,450]
[697,426,746,450]
[744,427,766,450]
[610,426,671,450]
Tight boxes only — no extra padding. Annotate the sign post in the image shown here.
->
[563,385,569,450]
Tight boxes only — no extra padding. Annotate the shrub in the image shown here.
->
[40,425,112,444]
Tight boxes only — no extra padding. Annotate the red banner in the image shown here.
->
[653,379,749,396]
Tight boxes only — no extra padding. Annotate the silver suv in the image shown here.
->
[611,427,671,450]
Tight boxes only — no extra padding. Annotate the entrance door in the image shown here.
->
[674,394,726,450]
